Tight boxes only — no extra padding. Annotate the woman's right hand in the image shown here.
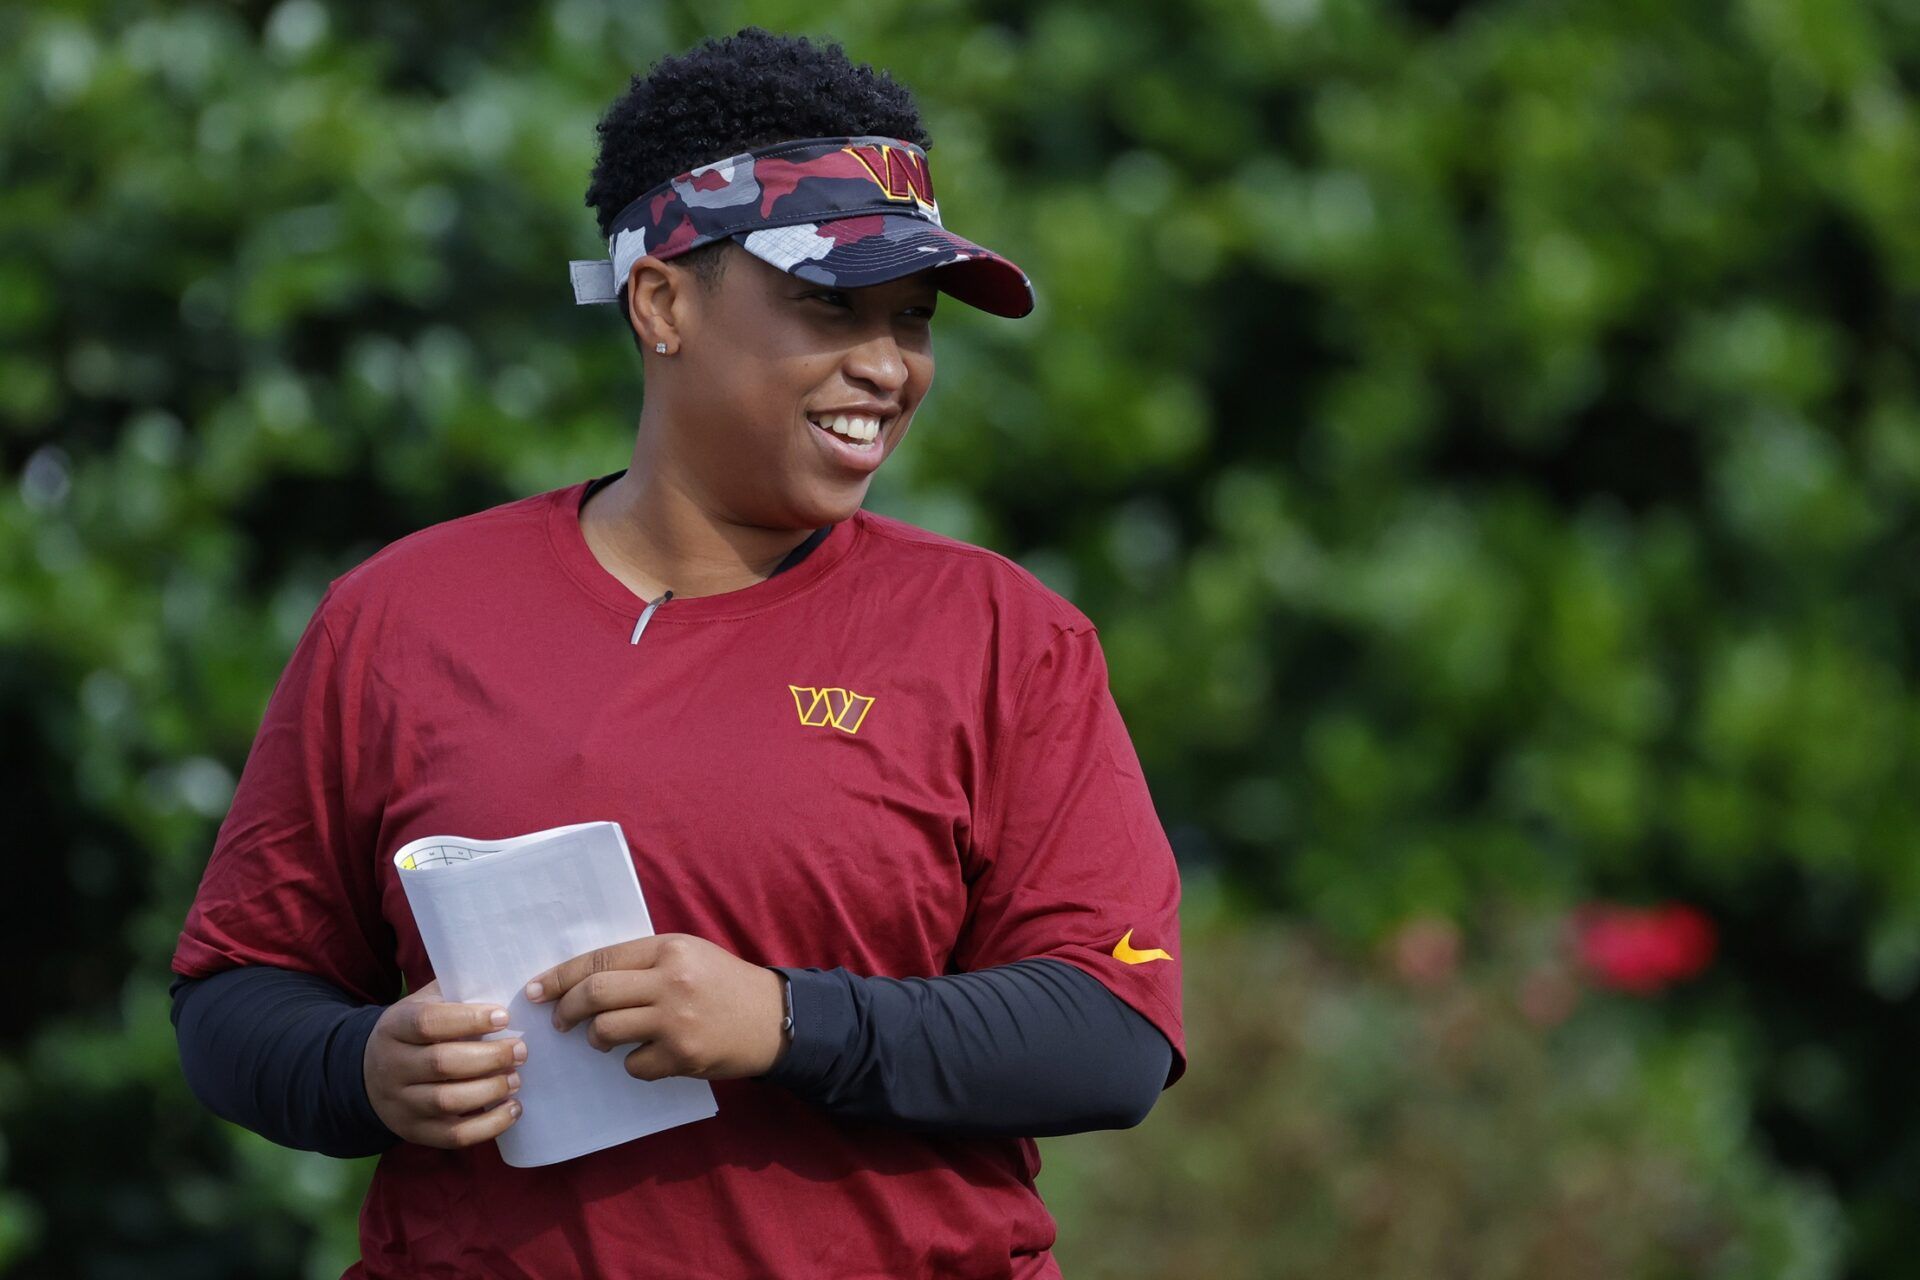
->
[364,978,526,1148]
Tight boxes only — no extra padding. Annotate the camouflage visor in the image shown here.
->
[568,135,1034,318]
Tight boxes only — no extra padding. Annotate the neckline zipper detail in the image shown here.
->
[629,590,673,645]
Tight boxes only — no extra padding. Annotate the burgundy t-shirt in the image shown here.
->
[172,477,1187,1280]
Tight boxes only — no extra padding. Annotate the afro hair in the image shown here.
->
[585,28,932,292]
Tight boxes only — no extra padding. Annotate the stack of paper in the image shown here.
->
[392,821,718,1167]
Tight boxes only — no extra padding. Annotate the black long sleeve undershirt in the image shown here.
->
[170,958,1171,1156]
[766,959,1172,1136]
[170,966,396,1159]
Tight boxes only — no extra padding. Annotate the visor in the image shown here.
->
[568,135,1034,318]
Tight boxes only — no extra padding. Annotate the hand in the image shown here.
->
[363,978,527,1149]
[525,934,788,1082]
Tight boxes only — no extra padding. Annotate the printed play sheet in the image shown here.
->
[392,821,717,1167]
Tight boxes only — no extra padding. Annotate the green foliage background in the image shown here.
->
[2,0,1916,1274]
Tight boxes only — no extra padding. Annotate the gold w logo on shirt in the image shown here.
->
[789,685,876,735]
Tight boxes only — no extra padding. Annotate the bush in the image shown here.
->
[1039,887,1843,1279]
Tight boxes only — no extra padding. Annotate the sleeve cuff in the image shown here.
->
[328,1002,400,1154]
[759,966,858,1096]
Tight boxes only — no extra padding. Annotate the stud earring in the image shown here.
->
[655,342,668,355]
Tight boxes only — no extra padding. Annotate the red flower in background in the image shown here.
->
[1388,915,1462,988]
[1570,901,1717,994]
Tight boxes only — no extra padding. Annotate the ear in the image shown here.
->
[625,256,689,356]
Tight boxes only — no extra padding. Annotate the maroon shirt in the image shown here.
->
[173,477,1186,1279]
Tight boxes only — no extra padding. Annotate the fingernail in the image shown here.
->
[489,1009,508,1027]
[525,981,544,1000]
[512,1040,527,1063]
[506,1072,521,1092]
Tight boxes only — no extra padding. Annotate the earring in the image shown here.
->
[655,342,668,355]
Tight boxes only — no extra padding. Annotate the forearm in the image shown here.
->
[763,957,1171,1137]
[170,966,399,1159]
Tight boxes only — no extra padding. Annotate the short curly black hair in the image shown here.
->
[585,27,932,294]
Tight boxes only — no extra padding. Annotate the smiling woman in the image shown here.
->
[623,248,938,504]
[571,120,1031,566]
[169,25,1184,1280]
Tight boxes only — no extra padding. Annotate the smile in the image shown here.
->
[806,412,883,446]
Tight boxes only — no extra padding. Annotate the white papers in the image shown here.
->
[392,821,717,1167]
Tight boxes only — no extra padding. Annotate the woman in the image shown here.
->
[172,28,1184,1279]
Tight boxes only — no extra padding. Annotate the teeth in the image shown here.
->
[813,414,882,445]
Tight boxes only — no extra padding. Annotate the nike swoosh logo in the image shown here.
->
[1112,928,1172,965]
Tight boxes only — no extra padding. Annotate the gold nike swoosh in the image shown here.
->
[1112,928,1172,965]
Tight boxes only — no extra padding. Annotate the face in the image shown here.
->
[638,244,939,530]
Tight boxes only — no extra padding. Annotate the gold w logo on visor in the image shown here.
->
[790,685,876,735]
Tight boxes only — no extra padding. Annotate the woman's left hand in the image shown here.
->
[525,934,789,1082]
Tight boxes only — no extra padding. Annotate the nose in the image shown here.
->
[842,330,909,399]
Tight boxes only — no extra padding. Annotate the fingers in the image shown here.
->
[405,1068,522,1121]
[623,1040,681,1082]
[526,935,674,1007]
[422,1095,523,1150]
[366,988,533,1148]
[549,968,666,1034]
[391,997,511,1046]
[397,1034,527,1085]
[576,1006,663,1053]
